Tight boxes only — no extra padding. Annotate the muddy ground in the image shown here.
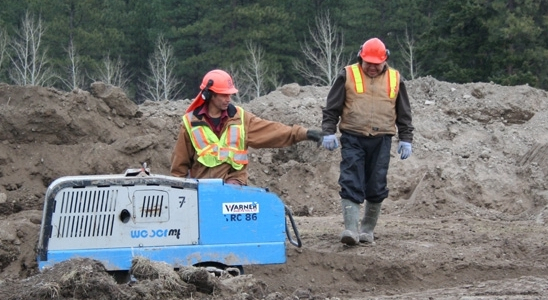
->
[0,77,547,299]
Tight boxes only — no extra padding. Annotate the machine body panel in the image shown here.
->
[37,172,288,271]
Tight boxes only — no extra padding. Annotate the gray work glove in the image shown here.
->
[306,130,324,146]
[397,141,412,159]
[321,134,339,151]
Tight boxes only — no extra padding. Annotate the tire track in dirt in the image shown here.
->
[519,143,548,172]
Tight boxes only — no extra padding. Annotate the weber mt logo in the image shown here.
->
[130,228,181,239]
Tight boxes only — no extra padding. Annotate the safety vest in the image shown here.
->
[182,107,248,170]
[348,64,399,99]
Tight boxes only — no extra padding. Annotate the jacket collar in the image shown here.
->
[192,103,238,119]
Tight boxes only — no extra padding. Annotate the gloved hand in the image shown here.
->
[306,130,323,143]
[322,134,339,151]
[397,141,412,160]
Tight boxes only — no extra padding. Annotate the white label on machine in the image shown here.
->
[222,202,260,214]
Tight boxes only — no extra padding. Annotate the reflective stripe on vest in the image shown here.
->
[349,64,365,93]
[349,64,399,99]
[183,107,248,170]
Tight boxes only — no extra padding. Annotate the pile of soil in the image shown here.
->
[0,77,547,299]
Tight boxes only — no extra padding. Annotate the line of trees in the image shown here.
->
[0,0,546,103]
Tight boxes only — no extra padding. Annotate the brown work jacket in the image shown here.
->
[170,103,308,185]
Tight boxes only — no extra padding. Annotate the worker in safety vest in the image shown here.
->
[171,69,323,185]
[321,37,414,246]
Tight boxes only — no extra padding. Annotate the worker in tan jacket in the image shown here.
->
[321,38,414,245]
[171,69,323,185]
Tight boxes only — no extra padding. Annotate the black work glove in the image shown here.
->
[306,129,324,146]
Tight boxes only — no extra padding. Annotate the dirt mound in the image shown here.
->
[0,257,272,300]
[1,78,548,299]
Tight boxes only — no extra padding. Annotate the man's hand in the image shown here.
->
[306,130,324,146]
[322,134,339,151]
[397,141,412,159]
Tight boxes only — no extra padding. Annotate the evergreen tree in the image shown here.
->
[175,1,299,98]
[0,0,547,92]
[417,0,490,83]
[483,0,548,87]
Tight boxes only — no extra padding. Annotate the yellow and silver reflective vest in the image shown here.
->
[182,107,248,170]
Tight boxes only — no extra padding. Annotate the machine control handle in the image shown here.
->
[284,205,302,248]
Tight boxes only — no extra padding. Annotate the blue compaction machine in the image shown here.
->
[36,166,301,276]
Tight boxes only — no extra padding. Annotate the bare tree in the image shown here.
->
[59,40,85,90]
[96,53,130,91]
[398,26,420,80]
[9,11,54,86]
[293,10,346,86]
[0,28,7,73]
[240,40,270,100]
[227,64,245,102]
[142,35,183,101]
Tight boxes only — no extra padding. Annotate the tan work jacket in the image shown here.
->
[339,64,401,136]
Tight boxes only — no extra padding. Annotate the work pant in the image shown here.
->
[338,132,392,204]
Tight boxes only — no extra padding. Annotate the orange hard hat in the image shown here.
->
[200,69,238,95]
[186,69,238,113]
[359,38,388,64]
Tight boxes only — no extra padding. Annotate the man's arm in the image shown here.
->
[321,70,346,134]
[245,111,308,149]
[395,79,414,142]
[170,124,195,177]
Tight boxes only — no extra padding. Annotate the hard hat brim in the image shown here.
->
[362,56,386,64]
[225,87,239,94]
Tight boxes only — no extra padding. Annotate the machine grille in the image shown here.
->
[134,190,169,222]
[54,189,117,238]
[140,194,164,217]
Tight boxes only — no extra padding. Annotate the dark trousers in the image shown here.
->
[338,132,392,204]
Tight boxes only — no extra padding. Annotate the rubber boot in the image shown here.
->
[359,201,382,243]
[340,199,360,245]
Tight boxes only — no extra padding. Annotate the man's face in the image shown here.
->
[362,61,386,78]
[210,93,231,111]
